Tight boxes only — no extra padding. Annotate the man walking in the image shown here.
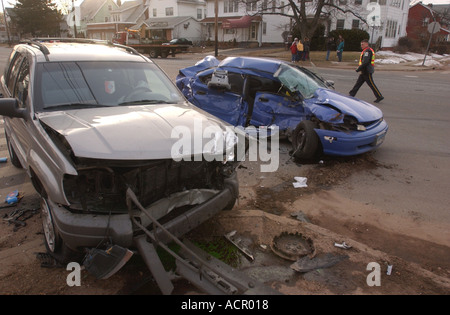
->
[349,39,384,103]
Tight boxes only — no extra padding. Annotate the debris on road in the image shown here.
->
[290,253,349,273]
[271,232,314,261]
[293,177,308,188]
[334,241,352,250]
[224,230,254,261]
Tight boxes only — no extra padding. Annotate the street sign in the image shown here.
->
[428,22,441,34]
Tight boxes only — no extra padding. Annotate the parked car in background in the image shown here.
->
[177,56,388,160]
[163,38,193,51]
[0,39,239,264]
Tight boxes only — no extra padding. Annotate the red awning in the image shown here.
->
[222,16,253,29]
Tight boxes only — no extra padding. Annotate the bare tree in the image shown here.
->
[244,0,370,40]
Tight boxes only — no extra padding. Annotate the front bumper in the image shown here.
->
[316,120,388,156]
[51,173,239,251]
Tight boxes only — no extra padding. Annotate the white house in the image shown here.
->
[327,0,410,49]
[201,0,292,46]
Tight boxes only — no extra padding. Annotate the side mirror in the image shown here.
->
[0,98,27,119]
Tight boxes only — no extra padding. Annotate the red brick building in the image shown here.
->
[407,2,450,43]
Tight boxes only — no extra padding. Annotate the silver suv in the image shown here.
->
[0,39,239,264]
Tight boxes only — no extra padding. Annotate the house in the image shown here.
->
[327,0,410,49]
[132,16,202,42]
[407,1,450,43]
[66,0,120,39]
[201,0,289,46]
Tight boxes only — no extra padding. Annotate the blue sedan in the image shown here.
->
[176,56,388,160]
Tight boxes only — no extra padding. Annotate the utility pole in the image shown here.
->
[72,0,77,38]
[214,0,218,57]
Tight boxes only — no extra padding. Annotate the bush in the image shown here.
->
[328,29,370,51]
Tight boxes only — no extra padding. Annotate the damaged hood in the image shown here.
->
[37,104,233,160]
[306,88,383,123]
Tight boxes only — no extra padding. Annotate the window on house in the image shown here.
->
[352,19,360,29]
[281,1,285,14]
[153,8,157,17]
[385,20,398,38]
[272,0,276,13]
[104,17,109,22]
[336,19,345,30]
[422,17,429,27]
[224,0,239,13]
[339,0,347,4]
[165,7,173,16]
[246,0,258,11]
[355,0,362,4]
[391,0,401,7]
[197,8,202,19]
[263,22,267,35]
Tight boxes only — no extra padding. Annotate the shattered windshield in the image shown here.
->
[35,61,183,111]
[275,64,327,99]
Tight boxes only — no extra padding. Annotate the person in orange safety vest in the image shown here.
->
[349,39,384,103]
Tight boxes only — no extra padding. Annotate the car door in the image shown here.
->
[244,75,306,130]
[3,52,31,166]
[190,71,248,126]
[249,92,305,130]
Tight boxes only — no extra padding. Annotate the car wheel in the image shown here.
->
[41,197,83,264]
[5,131,22,168]
[291,120,319,160]
[149,49,158,58]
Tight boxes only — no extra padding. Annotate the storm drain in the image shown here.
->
[271,232,314,261]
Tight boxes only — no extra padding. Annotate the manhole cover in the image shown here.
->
[271,232,314,261]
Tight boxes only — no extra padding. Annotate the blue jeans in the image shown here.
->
[337,51,342,62]
[326,50,330,61]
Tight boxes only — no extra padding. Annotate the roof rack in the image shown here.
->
[23,38,140,58]
[20,39,50,61]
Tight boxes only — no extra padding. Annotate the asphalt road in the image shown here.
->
[1,45,449,244]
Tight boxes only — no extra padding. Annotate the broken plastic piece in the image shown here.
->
[224,230,254,261]
[83,245,133,279]
[5,190,22,205]
[387,265,393,275]
[293,177,308,188]
[334,241,352,250]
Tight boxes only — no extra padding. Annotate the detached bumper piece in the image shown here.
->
[126,188,281,295]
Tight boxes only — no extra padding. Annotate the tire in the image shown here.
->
[149,49,158,58]
[291,120,320,160]
[5,131,22,168]
[160,50,168,58]
[41,197,83,264]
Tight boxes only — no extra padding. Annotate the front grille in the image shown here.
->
[64,159,227,214]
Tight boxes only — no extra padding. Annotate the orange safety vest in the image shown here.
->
[359,47,375,66]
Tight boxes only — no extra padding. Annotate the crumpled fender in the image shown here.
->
[305,88,383,123]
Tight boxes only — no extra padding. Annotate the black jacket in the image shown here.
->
[356,48,375,74]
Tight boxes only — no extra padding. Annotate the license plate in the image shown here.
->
[374,132,386,146]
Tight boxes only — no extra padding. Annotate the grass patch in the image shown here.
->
[194,237,241,268]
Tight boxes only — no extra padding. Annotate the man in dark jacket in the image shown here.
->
[349,39,384,103]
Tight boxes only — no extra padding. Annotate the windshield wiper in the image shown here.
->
[119,100,173,105]
[44,103,113,110]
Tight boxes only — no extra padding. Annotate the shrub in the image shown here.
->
[328,29,370,51]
